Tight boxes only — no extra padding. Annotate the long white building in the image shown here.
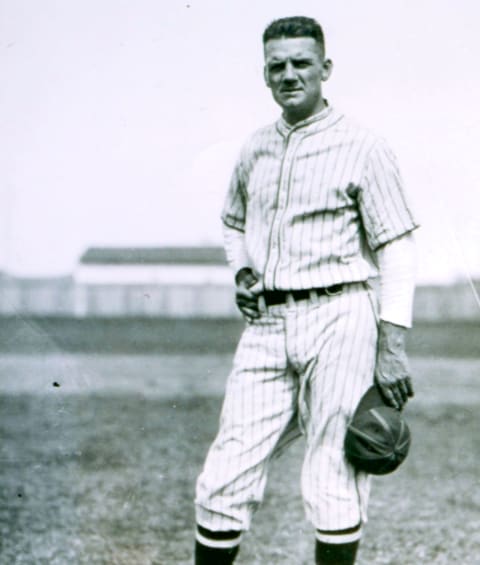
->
[73,246,238,318]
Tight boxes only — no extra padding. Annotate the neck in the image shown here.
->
[283,99,327,125]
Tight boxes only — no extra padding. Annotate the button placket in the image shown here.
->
[264,135,294,286]
[270,133,302,287]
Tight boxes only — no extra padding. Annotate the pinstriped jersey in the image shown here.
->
[222,105,419,290]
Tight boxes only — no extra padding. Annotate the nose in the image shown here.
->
[283,61,296,81]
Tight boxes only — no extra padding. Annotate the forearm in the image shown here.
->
[222,223,250,274]
[374,235,417,409]
[377,232,417,328]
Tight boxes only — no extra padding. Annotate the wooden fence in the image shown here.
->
[0,275,478,321]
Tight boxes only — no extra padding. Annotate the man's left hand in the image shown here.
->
[374,320,414,411]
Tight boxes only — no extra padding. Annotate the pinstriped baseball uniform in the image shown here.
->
[222,105,417,289]
[195,104,418,539]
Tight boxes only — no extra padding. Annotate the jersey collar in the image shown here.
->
[276,103,343,137]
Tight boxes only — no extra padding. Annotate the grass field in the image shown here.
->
[1,318,480,564]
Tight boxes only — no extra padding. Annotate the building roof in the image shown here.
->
[80,246,227,266]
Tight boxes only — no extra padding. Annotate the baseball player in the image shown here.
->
[194,16,418,565]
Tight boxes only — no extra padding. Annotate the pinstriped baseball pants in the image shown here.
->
[195,282,378,533]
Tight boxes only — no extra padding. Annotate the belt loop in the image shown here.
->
[325,284,343,297]
[286,292,295,308]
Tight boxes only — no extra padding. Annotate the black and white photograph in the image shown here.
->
[1,1,479,563]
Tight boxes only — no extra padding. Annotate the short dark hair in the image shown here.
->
[263,16,325,52]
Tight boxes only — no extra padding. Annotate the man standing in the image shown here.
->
[194,16,418,565]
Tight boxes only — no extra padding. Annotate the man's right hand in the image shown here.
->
[235,268,263,322]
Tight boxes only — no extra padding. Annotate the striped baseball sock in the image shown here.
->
[195,525,242,565]
[315,525,361,565]
[315,540,359,565]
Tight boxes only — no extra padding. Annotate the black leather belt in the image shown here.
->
[263,284,344,307]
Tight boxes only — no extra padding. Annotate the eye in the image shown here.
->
[293,60,311,69]
[269,63,284,73]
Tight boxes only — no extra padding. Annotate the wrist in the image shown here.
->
[378,320,408,352]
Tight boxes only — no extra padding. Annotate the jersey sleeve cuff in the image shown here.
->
[221,215,245,233]
[370,224,420,252]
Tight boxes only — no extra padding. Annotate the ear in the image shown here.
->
[263,65,271,88]
[321,59,333,81]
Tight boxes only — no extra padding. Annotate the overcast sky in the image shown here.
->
[1,0,480,284]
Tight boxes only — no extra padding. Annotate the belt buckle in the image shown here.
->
[325,284,343,297]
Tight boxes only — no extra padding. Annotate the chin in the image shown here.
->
[283,100,308,112]
[280,99,304,111]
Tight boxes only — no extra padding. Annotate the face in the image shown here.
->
[264,37,332,124]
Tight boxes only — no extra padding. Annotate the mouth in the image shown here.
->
[281,88,303,97]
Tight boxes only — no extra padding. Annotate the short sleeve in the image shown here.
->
[358,138,419,250]
[221,155,248,232]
